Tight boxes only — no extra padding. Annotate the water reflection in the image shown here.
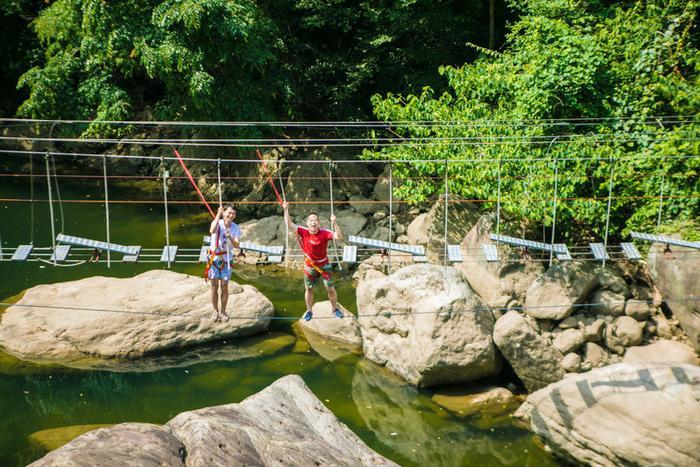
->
[351,359,557,467]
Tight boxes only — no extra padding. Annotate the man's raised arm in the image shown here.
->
[283,201,298,232]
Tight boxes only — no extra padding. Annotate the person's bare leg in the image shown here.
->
[220,280,230,322]
[305,287,314,311]
[326,285,338,312]
[210,279,220,321]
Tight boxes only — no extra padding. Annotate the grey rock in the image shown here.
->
[584,319,606,343]
[653,314,675,339]
[584,342,609,368]
[558,316,579,330]
[648,243,700,351]
[349,195,376,215]
[561,353,582,373]
[335,209,368,237]
[514,362,700,467]
[524,262,600,320]
[372,211,387,221]
[614,316,644,347]
[406,198,480,263]
[239,215,285,245]
[623,340,700,365]
[588,290,626,316]
[32,375,397,466]
[356,264,501,387]
[624,299,654,321]
[492,311,565,392]
[596,268,631,297]
[167,375,396,466]
[553,329,585,354]
[454,215,544,309]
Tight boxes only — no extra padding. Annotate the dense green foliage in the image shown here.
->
[12,0,499,123]
[365,0,699,241]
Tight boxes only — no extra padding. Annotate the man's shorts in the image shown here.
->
[208,258,232,282]
[303,262,333,289]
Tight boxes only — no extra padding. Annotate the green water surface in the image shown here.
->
[0,159,559,466]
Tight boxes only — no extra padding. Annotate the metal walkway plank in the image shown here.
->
[160,246,178,263]
[56,234,139,256]
[11,245,33,261]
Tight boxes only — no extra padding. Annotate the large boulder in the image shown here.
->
[166,374,396,466]
[356,264,501,387]
[0,270,274,365]
[493,311,565,392]
[30,375,397,466]
[524,262,599,320]
[405,198,480,263]
[648,243,700,351]
[454,215,544,309]
[514,362,700,467]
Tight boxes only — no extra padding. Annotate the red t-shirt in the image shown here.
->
[297,226,333,265]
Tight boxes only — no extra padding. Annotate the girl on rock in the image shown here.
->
[207,205,241,322]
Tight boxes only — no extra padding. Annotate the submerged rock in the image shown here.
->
[0,270,274,365]
[431,385,523,427]
[356,264,501,387]
[514,362,700,467]
[28,424,113,454]
[31,375,397,466]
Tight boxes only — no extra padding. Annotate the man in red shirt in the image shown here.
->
[283,201,344,321]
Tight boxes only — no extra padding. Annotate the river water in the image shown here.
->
[0,159,559,466]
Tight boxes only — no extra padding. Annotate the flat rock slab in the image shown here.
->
[623,339,699,366]
[514,362,700,467]
[30,375,397,466]
[0,270,274,365]
[299,300,362,347]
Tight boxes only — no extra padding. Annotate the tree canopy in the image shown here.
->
[13,0,500,123]
[364,0,699,241]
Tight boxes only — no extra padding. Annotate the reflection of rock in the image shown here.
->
[514,362,700,467]
[299,301,362,347]
[648,244,700,351]
[357,264,500,387]
[5,333,294,373]
[352,359,556,466]
[431,385,523,428]
[0,271,274,365]
[28,424,112,454]
[31,376,397,466]
[302,329,362,363]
